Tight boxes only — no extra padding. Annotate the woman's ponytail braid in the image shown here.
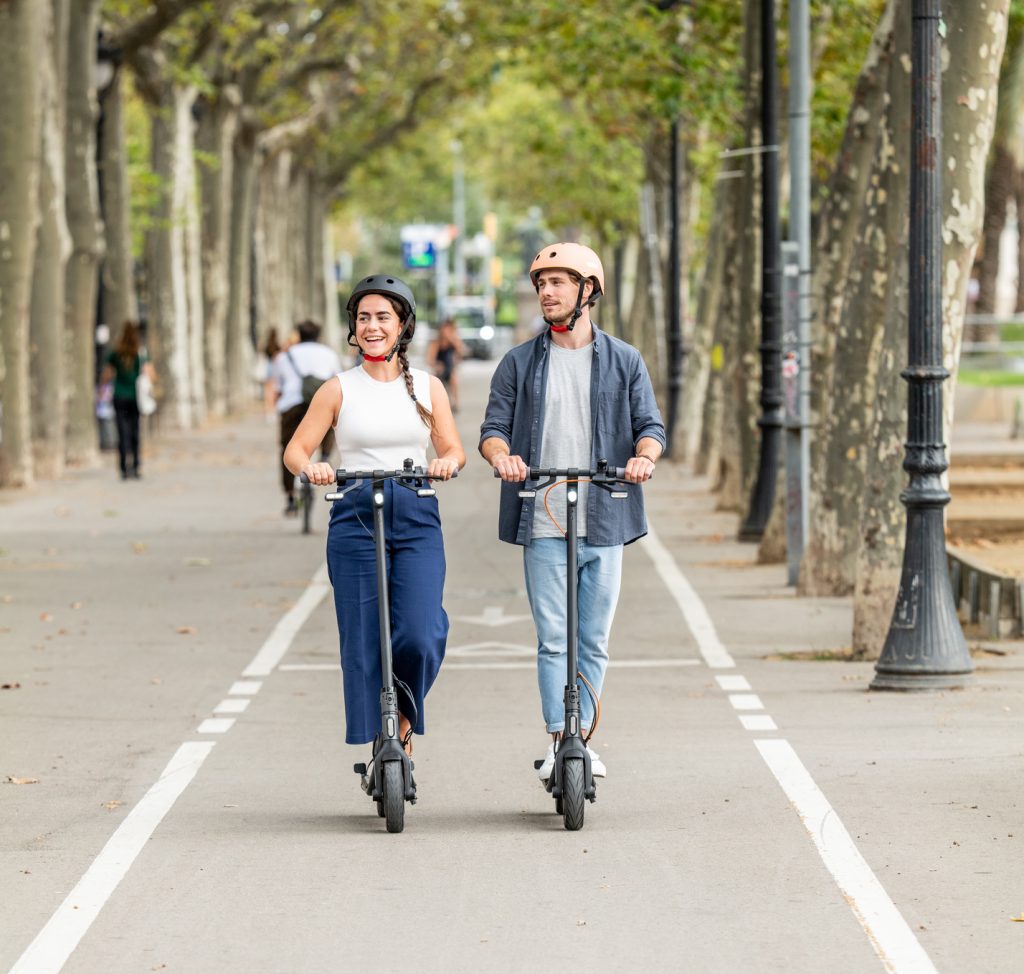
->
[398,344,434,431]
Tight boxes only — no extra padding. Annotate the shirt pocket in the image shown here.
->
[597,389,630,435]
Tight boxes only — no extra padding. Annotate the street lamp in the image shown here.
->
[871,0,973,690]
[739,0,784,540]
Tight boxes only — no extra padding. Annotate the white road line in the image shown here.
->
[213,698,250,715]
[243,564,331,677]
[728,693,764,710]
[229,681,262,695]
[197,717,235,734]
[10,742,215,974]
[755,739,939,974]
[739,714,777,731]
[716,674,751,691]
[640,526,736,668]
[280,658,702,673]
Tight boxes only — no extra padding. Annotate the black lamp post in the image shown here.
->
[739,0,784,540]
[871,0,973,690]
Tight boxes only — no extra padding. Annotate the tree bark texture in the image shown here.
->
[0,0,46,486]
[178,86,206,427]
[798,0,909,597]
[852,0,1009,656]
[30,0,71,481]
[226,123,257,413]
[197,88,238,417]
[99,68,139,342]
[254,148,294,346]
[63,0,104,467]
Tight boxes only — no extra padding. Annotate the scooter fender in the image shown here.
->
[548,736,596,802]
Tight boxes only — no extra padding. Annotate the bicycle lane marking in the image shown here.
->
[640,524,939,974]
[10,564,331,974]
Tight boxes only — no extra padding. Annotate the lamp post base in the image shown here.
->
[869,669,973,691]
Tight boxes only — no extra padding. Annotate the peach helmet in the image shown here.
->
[529,242,605,305]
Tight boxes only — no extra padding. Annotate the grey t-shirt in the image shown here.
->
[532,342,594,539]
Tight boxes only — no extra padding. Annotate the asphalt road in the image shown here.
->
[2,360,1021,974]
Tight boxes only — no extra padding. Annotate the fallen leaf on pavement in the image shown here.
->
[1012,913,1024,923]
[176,626,197,635]
[70,602,83,610]
[185,557,212,567]
[132,542,148,555]
[2,683,21,690]
[6,777,40,785]
[39,612,53,622]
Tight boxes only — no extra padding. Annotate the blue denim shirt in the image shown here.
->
[479,325,666,547]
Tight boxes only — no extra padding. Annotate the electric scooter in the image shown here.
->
[305,459,455,833]
[497,459,633,831]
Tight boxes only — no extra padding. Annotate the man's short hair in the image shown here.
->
[296,319,321,342]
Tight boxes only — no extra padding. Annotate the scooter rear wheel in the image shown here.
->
[383,761,405,833]
[562,757,585,831]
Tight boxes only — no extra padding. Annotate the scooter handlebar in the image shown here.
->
[491,465,632,482]
[301,466,459,485]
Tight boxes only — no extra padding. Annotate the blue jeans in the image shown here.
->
[523,538,623,733]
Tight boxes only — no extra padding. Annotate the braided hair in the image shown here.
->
[397,343,435,431]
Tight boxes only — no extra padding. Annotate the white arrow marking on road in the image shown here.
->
[451,605,532,627]
[446,640,535,658]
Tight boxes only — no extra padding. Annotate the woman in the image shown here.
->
[427,317,465,411]
[284,275,464,759]
[100,321,156,480]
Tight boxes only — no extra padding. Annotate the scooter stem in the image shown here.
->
[564,472,581,740]
[373,480,399,740]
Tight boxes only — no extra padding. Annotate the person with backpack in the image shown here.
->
[100,320,156,480]
[271,319,342,516]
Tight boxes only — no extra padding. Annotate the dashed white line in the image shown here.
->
[197,717,236,734]
[10,742,215,974]
[214,698,251,715]
[229,681,262,696]
[716,674,751,691]
[728,693,764,710]
[739,714,777,731]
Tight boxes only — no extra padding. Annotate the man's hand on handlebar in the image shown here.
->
[491,453,530,483]
[427,457,460,480]
[622,455,656,484]
[301,460,335,486]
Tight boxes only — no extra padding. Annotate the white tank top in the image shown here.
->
[334,365,433,470]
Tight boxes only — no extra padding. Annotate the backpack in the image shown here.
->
[286,349,325,405]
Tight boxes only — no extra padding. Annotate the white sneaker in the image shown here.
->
[536,741,556,780]
[587,746,607,777]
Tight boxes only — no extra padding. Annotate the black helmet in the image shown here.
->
[346,275,416,328]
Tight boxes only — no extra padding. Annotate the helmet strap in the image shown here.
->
[546,278,588,333]
[384,313,415,363]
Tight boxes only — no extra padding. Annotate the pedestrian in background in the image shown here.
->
[100,320,156,480]
[480,242,664,781]
[258,327,283,421]
[427,316,465,412]
[271,320,341,516]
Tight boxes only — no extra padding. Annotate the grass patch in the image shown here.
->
[766,647,860,661]
[957,369,1024,388]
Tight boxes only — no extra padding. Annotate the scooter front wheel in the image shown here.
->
[383,761,405,833]
[562,757,585,831]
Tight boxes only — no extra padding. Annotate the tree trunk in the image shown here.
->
[289,166,313,323]
[254,148,294,344]
[852,0,1009,656]
[798,0,907,597]
[30,0,71,481]
[321,209,341,349]
[63,0,104,467]
[0,1,46,487]
[147,83,200,429]
[970,142,1013,339]
[226,122,257,412]
[99,67,138,339]
[179,86,206,427]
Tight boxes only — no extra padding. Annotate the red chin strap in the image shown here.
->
[548,323,570,333]
[362,353,388,362]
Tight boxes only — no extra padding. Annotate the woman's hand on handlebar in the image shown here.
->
[491,453,529,482]
[427,457,460,480]
[301,460,335,486]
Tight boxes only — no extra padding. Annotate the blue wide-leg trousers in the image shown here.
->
[326,480,449,745]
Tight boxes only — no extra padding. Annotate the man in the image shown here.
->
[479,242,665,780]
[272,319,342,515]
